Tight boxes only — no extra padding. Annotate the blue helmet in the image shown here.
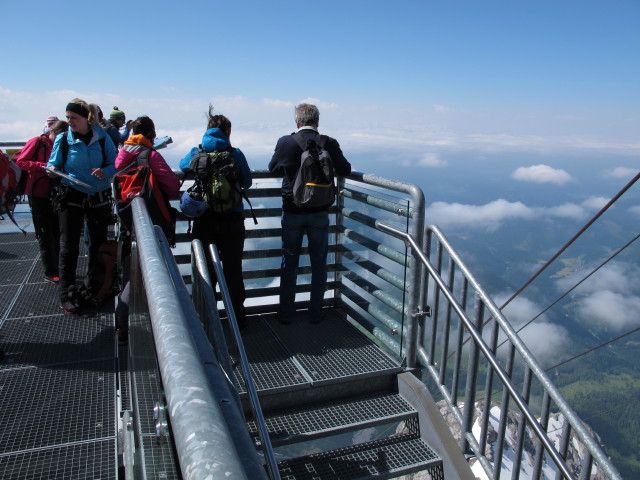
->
[180,191,208,218]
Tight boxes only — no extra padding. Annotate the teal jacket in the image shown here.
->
[47,126,117,194]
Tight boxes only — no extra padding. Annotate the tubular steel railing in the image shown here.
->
[132,169,622,479]
[129,197,267,480]
[377,221,622,480]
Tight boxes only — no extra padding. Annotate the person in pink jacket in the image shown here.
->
[15,120,68,282]
[115,116,180,198]
[113,115,179,343]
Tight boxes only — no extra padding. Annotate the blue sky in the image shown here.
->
[0,0,638,231]
[1,0,639,360]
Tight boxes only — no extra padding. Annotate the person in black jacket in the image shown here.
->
[268,103,351,324]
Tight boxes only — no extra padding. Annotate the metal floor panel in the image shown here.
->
[141,436,180,479]
[0,285,20,320]
[0,240,40,262]
[0,315,115,370]
[0,439,117,480]
[0,259,37,286]
[278,435,443,480]
[251,393,416,444]
[265,312,400,382]
[235,317,309,393]
[0,360,116,453]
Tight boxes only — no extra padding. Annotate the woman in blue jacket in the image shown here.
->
[180,106,252,330]
[47,98,117,314]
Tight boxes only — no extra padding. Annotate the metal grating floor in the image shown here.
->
[249,392,417,444]
[277,434,443,480]
[235,312,401,395]
[0,232,119,480]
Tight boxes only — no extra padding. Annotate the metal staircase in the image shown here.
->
[236,312,444,479]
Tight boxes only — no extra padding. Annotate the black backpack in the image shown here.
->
[188,146,241,215]
[291,133,336,209]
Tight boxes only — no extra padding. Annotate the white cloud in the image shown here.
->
[603,166,637,179]
[495,295,569,361]
[511,164,574,185]
[581,196,609,211]
[555,261,640,332]
[417,152,447,167]
[577,291,640,331]
[428,199,535,231]
[433,104,452,114]
[629,206,640,215]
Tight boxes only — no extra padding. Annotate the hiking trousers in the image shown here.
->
[30,195,60,277]
[57,186,113,301]
[192,213,247,329]
[279,210,329,320]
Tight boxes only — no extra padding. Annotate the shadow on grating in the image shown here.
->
[0,315,115,370]
[0,239,39,262]
[0,259,38,286]
[0,439,116,480]
[0,359,115,453]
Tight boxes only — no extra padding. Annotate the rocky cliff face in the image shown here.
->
[435,400,608,479]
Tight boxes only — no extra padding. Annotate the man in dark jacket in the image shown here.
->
[268,103,352,324]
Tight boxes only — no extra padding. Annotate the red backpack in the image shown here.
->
[0,150,25,232]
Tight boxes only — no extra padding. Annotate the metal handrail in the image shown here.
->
[204,241,281,480]
[130,197,262,480]
[378,221,623,480]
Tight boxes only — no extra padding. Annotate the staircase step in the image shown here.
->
[277,434,444,480]
[250,393,416,446]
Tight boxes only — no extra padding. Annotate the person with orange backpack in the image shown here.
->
[113,115,179,342]
[14,121,68,283]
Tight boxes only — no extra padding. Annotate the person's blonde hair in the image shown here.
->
[68,98,101,126]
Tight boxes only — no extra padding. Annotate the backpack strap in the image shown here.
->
[292,132,309,151]
[61,134,107,168]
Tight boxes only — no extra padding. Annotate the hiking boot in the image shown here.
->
[60,299,80,315]
[45,275,60,284]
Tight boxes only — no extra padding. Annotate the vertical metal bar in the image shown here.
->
[451,277,468,406]
[580,452,594,480]
[511,367,533,480]
[479,320,499,457]
[555,421,572,480]
[438,257,455,385]
[429,241,444,363]
[493,344,515,480]
[460,294,484,453]
[334,176,347,308]
[533,391,552,479]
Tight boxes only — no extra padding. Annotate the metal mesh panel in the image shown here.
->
[0,360,116,453]
[141,436,180,480]
[278,435,443,480]
[0,439,116,480]
[267,313,400,382]
[234,318,308,393]
[0,315,114,369]
[0,259,37,286]
[249,393,416,443]
[0,240,40,262]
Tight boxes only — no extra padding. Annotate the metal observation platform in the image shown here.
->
[0,171,622,479]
